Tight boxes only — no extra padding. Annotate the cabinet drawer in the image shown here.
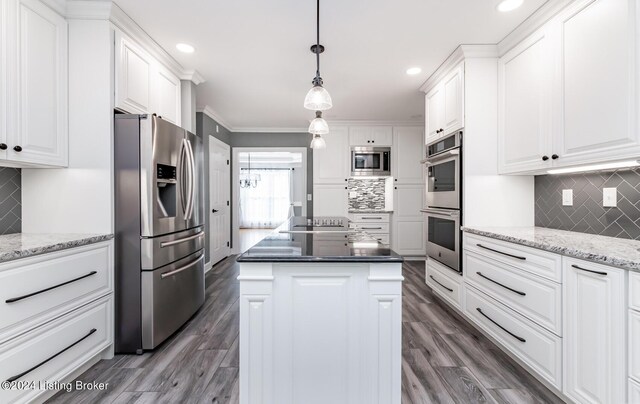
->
[464,233,562,282]
[630,378,640,404]
[369,234,390,245]
[0,241,113,343]
[426,258,462,309]
[464,286,562,389]
[349,213,390,223]
[350,222,390,234]
[464,251,562,335]
[631,271,640,311]
[631,310,640,383]
[0,296,113,404]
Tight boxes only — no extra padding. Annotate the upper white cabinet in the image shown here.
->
[425,62,464,144]
[563,257,626,404]
[313,126,350,184]
[115,30,181,126]
[0,0,68,167]
[499,0,640,174]
[498,27,553,174]
[392,126,424,184]
[348,126,393,146]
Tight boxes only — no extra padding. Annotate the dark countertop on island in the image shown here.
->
[0,233,114,263]
[237,217,403,263]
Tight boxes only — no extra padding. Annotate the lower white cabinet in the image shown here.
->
[630,310,640,384]
[313,185,348,217]
[563,257,626,404]
[348,213,390,245]
[426,258,462,309]
[630,378,640,404]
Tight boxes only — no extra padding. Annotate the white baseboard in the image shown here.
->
[205,260,213,273]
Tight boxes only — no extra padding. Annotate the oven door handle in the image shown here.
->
[421,148,460,165]
[421,208,460,217]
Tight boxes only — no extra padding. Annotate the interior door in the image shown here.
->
[209,137,231,265]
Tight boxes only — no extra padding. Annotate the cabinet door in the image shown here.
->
[552,0,640,166]
[0,0,8,161]
[370,126,392,146]
[313,126,349,184]
[392,126,424,184]
[152,64,181,126]
[392,184,425,255]
[498,27,553,174]
[425,85,444,144]
[115,31,152,115]
[8,0,67,166]
[563,258,625,404]
[442,63,464,135]
[313,184,347,217]
[348,126,370,146]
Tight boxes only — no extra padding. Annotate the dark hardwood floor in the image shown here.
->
[48,257,563,404]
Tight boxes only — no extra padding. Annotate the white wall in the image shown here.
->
[21,19,113,234]
[463,57,534,227]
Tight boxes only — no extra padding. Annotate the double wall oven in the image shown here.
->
[422,131,463,273]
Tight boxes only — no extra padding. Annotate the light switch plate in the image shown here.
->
[562,189,573,206]
[349,191,357,198]
[307,194,312,201]
[603,187,617,207]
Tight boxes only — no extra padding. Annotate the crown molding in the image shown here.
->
[497,0,574,56]
[232,127,309,134]
[197,105,234,132]
[41,0,112,19]
[327,120,423,127]
[419,44,497,93]
[110,2,205,85]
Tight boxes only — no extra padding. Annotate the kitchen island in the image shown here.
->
[236,217,404,404]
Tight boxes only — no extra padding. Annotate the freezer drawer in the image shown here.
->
[141,249,205,349]
[140,226,205,270]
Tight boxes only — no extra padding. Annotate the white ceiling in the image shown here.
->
[115,0,547,131]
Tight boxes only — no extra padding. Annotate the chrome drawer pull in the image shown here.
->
[476,272,526,296]
[476,308,526,343]
[571,264,607,276]
[361,227,383,230]
[361,217,383,220]
[476,244,526,260]
[5,271,98,304]
[160,231,204,248]
[6,328,97,382]
[429,275,453,292]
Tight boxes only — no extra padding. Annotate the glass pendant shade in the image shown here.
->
[310,134,326,149]
[304,85,333,111]
[308,112,329,135]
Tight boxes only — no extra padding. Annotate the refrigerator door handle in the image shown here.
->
[160,254,204,279]
[179,139,189,218]
[185,139,196,221]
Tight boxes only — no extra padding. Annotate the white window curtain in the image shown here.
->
[239,169,292,228]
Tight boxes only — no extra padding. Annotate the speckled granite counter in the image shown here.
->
[0,233,114,263]
[463,226,640,272]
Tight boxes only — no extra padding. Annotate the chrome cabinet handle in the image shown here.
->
[476,272,526,296]
[421,208,459,217]
[429,275,453,292]
[6,328,97,382]
[5,271,98,303]
[361,217,383,220]
[160,231,204,248]
[571,264,607,276]
[361,227,383,230]
[476,308,526,343]
[476,244,526,260]
[161,254,203,279]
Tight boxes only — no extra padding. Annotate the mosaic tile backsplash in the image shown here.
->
[348,178,388,212]
[0,168,21,235]
[535,168,640,240]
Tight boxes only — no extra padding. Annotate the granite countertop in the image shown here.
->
[463,226,640,272]
[237,217,403,263]
[0,233,114,263]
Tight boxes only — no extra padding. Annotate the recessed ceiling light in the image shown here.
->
[406,67,422,75]
[497,0,523,12]
[176,43,195,53]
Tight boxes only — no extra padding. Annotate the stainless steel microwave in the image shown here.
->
[351,147,391,176]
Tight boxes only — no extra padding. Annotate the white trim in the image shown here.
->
[208,136,232,266]
[419,45,498,92]
[232,147,308,255]
[326,120,423,127]
[231,126,309,133]
[181,70,205,85]
[110,2,204,84]
[198,105,234,132]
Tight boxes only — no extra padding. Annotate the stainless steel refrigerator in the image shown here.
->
[114,114,205,354]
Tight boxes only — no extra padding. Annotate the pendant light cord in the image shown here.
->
[316,0,320,78]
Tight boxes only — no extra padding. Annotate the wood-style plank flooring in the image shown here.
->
[48,257,563,404]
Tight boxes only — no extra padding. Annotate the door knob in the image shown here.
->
[13,145,22,152]
[212,209,218,213]
[0,143,6,150]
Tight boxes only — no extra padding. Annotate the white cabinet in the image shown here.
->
[498,0,640,174]
[313,126,349,184]
[425,62,464,145]
[0,0,68,167]
[392,126,424,184]
[392,184,425,255]
[498,27,552,174]
[563,257,626,404]
[631,378,640,404]
[348,126,392,146]
[313,184,348,217]
[553,0,640,166]
[115,30,182,126]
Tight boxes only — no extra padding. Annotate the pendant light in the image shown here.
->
[304,0,332,111]
[310,134,327,149]
[308,111,329,135]
[239,154,261,188]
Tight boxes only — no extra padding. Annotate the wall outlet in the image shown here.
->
[349,191,357,198]
[603,187,617,207]
[562,189,573,206]
[216,125,220,133]
[307,194,312,201]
